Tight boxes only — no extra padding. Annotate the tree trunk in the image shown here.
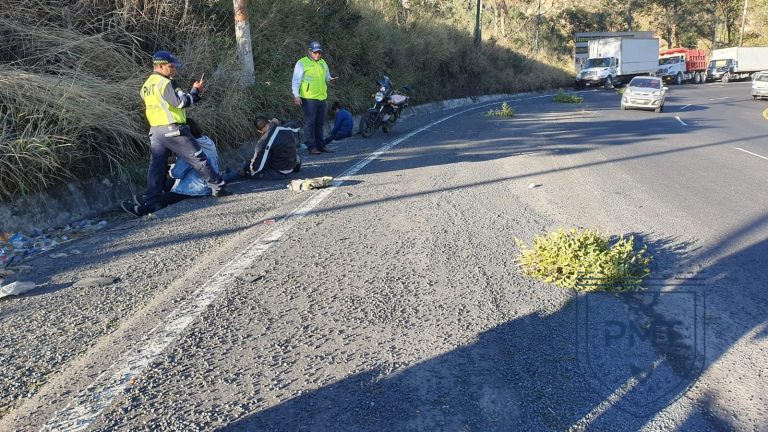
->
[233,0,255,86]
[671,20,677,47]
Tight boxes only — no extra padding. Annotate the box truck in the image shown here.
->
[706,47,768,82]
[658,48,708,85]
[574,31,653,72]
[575,37,660,89]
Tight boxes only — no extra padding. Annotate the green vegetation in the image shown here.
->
[515,228,653,291]
[3,0,768,200]
[485,102,515,118]
[0,0,574,200]
[553,92,584,103]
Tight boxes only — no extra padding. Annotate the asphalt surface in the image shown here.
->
[1,82,767,431]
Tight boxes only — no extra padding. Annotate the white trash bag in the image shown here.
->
[0,281,37,298]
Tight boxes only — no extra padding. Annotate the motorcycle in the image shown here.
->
[359,75,411,138]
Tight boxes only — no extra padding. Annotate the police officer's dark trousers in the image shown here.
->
[301,98,327,151]
[144,124,222,212]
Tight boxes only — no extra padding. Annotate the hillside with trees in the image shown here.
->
[1,0,766,200]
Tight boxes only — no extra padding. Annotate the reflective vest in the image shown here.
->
[298,57,328,100]
[141,73,186,126]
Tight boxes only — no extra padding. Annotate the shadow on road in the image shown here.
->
[220,217,768,431]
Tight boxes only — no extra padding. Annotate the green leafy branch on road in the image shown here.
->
[553,92,583,103]
[485,102,515,118]
[515,228,652,291]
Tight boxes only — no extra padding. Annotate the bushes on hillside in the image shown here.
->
[0,0,572,201]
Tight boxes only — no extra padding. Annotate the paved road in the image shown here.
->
[1,82,766,431]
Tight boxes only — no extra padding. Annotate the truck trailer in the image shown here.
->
[575,37,660,89]
[658,48,708,85]
[706,47,768,82]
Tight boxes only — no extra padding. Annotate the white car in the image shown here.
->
[620,76,668,113]
[751,71,768,100]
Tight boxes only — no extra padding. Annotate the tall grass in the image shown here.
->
[0,0,572,201]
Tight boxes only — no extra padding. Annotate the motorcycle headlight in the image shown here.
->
[375,91,384,102]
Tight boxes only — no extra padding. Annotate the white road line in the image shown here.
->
[707,96,730,101]
[675,116,688,126]
[568,358,664,431]
[40,93,554,432]
[680,104,691,110]
[734,147,768,161]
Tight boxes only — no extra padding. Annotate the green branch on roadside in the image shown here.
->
[485,102,515,118]
[515,228,652,292]
[553,92,583,103]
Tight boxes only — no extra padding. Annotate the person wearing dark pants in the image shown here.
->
[144,123,218,204]
[322,101,353,146]
[291,41,337,154]
[122,50,226,217]
[301,98,328,154]
[148,118,222,210]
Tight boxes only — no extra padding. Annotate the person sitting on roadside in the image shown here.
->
[243,116,302,180]
[164,118,222,203]
[125,118,222,216]
[322,101,353,146]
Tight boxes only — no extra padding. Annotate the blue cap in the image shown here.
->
[308,41,323,52]
[152,50,181,67]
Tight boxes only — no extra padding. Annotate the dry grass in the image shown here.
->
[0,0,573,201]
[0,2,260,200]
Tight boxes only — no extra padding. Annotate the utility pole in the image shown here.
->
[474,0,482,47]
[233,0,255,86]
[739,0,748,46]
[535,0,542,52]
[712,0,718,50]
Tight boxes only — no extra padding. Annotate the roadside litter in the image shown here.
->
[0,281,37,299]
[0,219,108,268]
[288,176,334,191]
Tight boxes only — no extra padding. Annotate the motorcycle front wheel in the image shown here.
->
[359,111,376,138]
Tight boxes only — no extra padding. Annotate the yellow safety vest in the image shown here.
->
[298,57,329,101]
[141,73,186,126]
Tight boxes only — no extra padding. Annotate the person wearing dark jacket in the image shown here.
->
[245,116,302,179]
[322,101,353,146]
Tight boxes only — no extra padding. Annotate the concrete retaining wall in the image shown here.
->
[0,176,135,233]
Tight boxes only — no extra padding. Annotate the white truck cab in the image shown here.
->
[577,57,617,88]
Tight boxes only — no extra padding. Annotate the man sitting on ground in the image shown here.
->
[322,101,353,147]
[243,116,302,179]
[165,118,222,201]
[123,119,222,216]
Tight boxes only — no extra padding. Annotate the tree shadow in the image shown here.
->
[221,303,593,432]
[220,221,768,431]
